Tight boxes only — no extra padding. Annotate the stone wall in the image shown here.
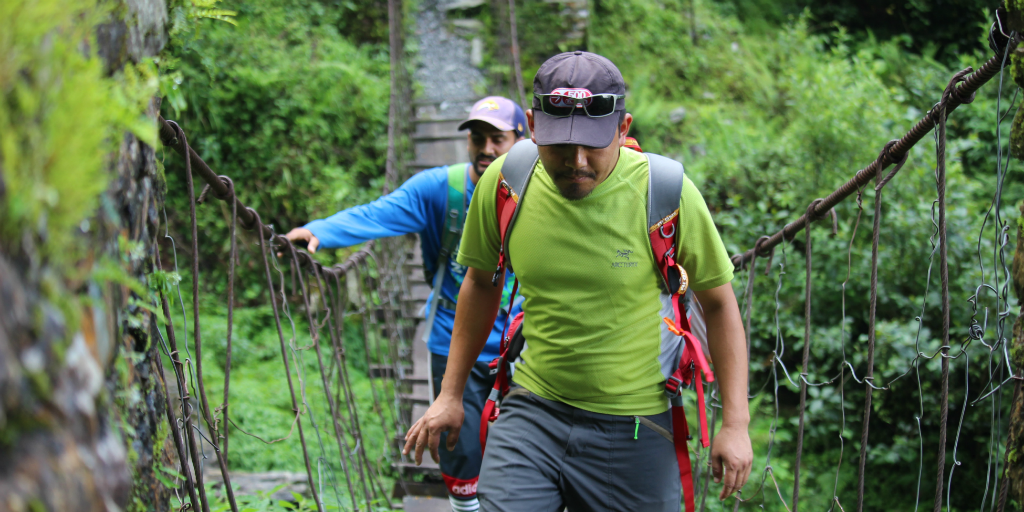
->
[0,1,171,510]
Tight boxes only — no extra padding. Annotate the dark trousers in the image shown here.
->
[431,353,497,500]
[478,388,681,512]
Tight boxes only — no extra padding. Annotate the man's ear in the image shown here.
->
[526,109,538,144]
[617,113,633,147]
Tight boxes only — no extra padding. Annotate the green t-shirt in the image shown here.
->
[457,147,734,415]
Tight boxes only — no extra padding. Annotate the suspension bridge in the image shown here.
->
[149,5,1022,512]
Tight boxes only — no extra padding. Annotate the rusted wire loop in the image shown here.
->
[876,140,908,191]
[733,235,771,271]
[879,139,906,169]
[805,198,839,235]
[945,67,976,108]
[753,235,772,257]
[238,206,260,231]
[729,253,743,269]
[198,175,236,204]
[754,235,775,275]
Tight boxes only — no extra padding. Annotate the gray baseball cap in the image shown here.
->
[532,51,626,148]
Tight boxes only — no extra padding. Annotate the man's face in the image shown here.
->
[526,110,634,200]
[467,122,518,178]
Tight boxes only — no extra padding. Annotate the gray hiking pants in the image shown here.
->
[478,387,681,512]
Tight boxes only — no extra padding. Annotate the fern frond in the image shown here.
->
[192,8,238,25]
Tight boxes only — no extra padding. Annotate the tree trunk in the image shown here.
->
[0,1,171,511]
[1000,201,1024,510]
[1002,4,1024,502]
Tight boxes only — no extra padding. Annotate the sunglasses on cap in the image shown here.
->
[535,93,624,118]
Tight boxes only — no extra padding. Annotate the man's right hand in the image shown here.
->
[402,393,465,465]
[284,228,320,253]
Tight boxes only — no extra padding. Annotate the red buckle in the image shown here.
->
[488,358,499,370]
[488,407,501,422]
[665,375,683,396]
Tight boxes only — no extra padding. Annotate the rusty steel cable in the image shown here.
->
[730,38,1017,271]
[279,244,348,510]
[173,120,240,512]
[856,143,907,512]
[153,245,201,510]
[159,116,391,507]
[313,266,362,512]
[217,176,238,464]
[164,120,220,512]
[329,272,378,510]
[792,197,834,512]
[931,68,971,512]
[246,204,320,509]
[158,116,374,281]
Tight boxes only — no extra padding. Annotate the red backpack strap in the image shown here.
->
[481,141,538,451]
[646,152,714,512]
[480,292,522,452]
[646,152,687,328]
[492,140,538,284]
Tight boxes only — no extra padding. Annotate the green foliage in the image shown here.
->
[719,0,992,64]
[0,0,157,263]
[159,0,393,300]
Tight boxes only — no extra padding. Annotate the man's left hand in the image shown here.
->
[711,424,753,501]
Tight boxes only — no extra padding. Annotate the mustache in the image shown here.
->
[554,169,596,180]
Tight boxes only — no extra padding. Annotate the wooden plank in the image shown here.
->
[392,481,448,500]
[402,496,451,512]
[398,390,430,406]
[414,138,468,166]
[368,364,411,379]
[407,284,431,302]
[395,460,441,474]
[412,133,466,142]
[408,267,426,283]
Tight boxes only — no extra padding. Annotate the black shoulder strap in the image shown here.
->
[645,152,686,294]
[501,140,538,195]
[646,153,685,230]
[498,140,539,262]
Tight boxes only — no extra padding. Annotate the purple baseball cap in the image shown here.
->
[532,51,626,148]
[458,96,527,137]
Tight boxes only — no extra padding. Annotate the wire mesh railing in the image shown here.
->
[700,23,1021,512]
[155,117,414,512]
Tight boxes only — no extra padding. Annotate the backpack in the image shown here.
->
[479,140,713,512]
[420,163,468,343]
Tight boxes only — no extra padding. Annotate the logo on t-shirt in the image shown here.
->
[612,249,638,268]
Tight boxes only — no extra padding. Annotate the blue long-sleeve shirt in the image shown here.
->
[304,164,518,362]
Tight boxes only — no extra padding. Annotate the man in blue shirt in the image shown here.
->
[285,96,526,512]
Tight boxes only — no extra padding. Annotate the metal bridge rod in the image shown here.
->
[731,41,1016,269]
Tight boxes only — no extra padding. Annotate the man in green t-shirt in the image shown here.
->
[404,51,752,511]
